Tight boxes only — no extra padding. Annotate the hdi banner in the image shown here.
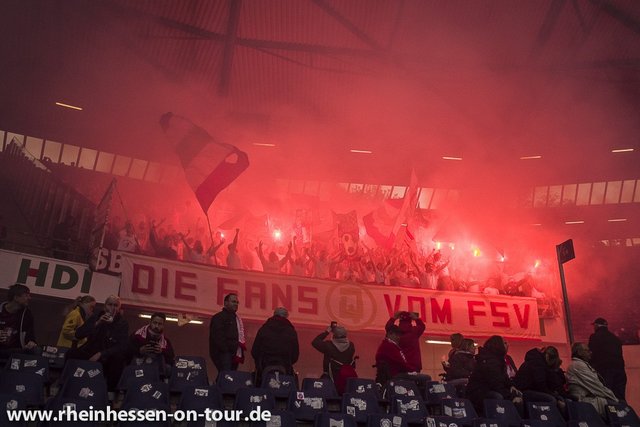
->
[118,252,541,340]
[0,249,121,302]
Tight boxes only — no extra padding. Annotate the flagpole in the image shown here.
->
[205,212,218,266]
[556,243,575,345]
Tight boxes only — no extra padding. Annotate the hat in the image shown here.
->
[592,317,608,327]
[273,307,289,318]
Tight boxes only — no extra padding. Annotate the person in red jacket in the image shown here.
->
[375,325,413,382]
[385,311,426,372]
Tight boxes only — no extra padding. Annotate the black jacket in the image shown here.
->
[312,331,356,379]
[209,308,239,360]
[466,346,513,407]
[514,348,564,395]
[446,350,476,381]
[588,327,625,371]
[74,310,129,361]
[0,303,36,348]
[251,316,299,372]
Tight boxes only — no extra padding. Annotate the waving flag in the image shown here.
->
[160,112,249,213]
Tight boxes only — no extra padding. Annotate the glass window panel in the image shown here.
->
[6,132,24,146]
[620,180,636,203]
[25,136,43,159]
[391,186,406,199]
[534,186,548,207]
[430,189,448,209]
[144,161,162,183]
[289,180,304,193]
[604,181,622,204]
[562,184,577,206]
[635,180,640,203]
[633,237,640,246]
[128,159,147,180]
[112,155,131,176]
[60,144,80,166]
[379,185,392,199]
[576,183,591,206]
[548,185,562,207]
[590,182,606,205]
[304,181,319,195]
[95,152,114,173]
[78,148,97,169]
[349,183,364,194]
[363,184,378,197]
[42,140,62,163]
[418,188,434,209]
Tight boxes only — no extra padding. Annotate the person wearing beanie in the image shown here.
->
[385,311,426,372]
[251,307,299,381]
[588,317,626,400]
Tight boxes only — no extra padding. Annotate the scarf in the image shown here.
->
[234,314,246,363]
[134,325,168,350]
[332,336,351,352]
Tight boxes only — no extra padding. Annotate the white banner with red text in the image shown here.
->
[0,249,120,302]
[118,252,541,340]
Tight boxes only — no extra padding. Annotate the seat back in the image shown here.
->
[566,401,606,427]
[216,370,254,395]
[367,414,408,427]
[441,398,478,425]
[605,403,640,427]
[234,387,276,412]
[425,381,457,403]
[342,392,381,424]
[427,416,468,427]
[44,396,101,427]
[315,412,357,427]
[391,393,428,423]
[178,384,223,413]
[4,353,50,382]
[169,356,209,393]
[302,377,338,398]
[288,389,327,421]
[385,378,422,400]
[59,359,104,386]
[345,377,379,398]
[41,346,69,371]
[483,399,522,427]
[261,371,297,399]
[58,375,109,409]
[0,371,45,407]
[122,381,171,410]
[472,418,510,427]
[117,363,161,392]
[526,402,566,427]
[0,393,25,427]
[260,409,297,427]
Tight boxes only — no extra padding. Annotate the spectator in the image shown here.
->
[0,284,37,359]
[466,335,523,415]
[69,295,129,391]
[442,332,464,373]
[149,220,178,259]
[588,317,626,400]
[445,338,476,382]
[129,312,175,376]
[251,307,299,381]
[567,342,618,416]
[117,221,139,253]
[374,325,414,386]
[226,229,242,269]
[57,295,96,348]
[312,323,356,381]
[257,240,292,273]
[385,311,426,372]
[209,293,245,372]
[514,346,567,410]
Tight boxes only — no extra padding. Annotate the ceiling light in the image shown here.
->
[442,156,462,161]
[55,102,83,111]
[350,149,372,154]
[611,148,634,153]
[565,220,585,225]
[252,143,276,147]
[520,155,542,160]
[530,223,542,226]
[425,340,451,345]
[608,218,627,222]
[138,313,203,325]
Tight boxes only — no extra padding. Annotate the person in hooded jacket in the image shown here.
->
[466,335,523,416]
[445,338,476,381]
[514,346,568,411]
[251,307,299,381]
[312,323,356,381]
[385,311,425,372]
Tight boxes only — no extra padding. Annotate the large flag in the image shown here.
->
[160,112,249,213]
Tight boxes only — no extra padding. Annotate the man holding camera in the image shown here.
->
[385,311,426,372]
[130,312,175,376]
[312,321,356,381]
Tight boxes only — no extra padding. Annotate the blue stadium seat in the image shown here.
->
[42,396,100,427]
[605,403,640,427]
[0,371,45,407]
[120,381,171,427]
[385,378,422,400]
[345,377,380,398]
[367,414,408,427]
[117,363,161,392]
[0,393,25,427]
[425,381,457,403]
[526,402,566,427]
[302,377,338,398]
[216,370,254,396]
[440,398,478,426]
[427,416,468,427]
[58,374,109,410]
[58,359,104,386]
[256,409,297,427]
[261,371,297,399]
[288,389,327,422]
[483,399,522,427]
[4,353,50,383]
[169,356,209,394]
[178,385,224,427]
[234,387,276,413]
[391,393,428,424]
[566,400,606,427]
[40,346,69,371]
[342,391,382,424]
[315,412,357,427]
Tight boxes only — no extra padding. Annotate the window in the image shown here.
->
[95,152,115,173]
[604,181,621,204]
[576,183,591,206]
[562,184,577,206]
[620,180,636,203]
[144,162,163,183]
[60,144,80,166]
[25,136,43,159]
[390,186,406,199]
[78,148,97,169]
[128,159,148,180]
[112,155,132,176]
[42,140,62,163]
[590,182,606,205]
[548,185,562,207]
[534,186,548,207]
[418,188,434,209]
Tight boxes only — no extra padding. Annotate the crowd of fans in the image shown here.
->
[0,284,632,421]
[101,216,562,317]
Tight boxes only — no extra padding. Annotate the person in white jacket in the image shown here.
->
[567,342,618,416]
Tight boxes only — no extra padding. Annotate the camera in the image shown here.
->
[330,321,338,330]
